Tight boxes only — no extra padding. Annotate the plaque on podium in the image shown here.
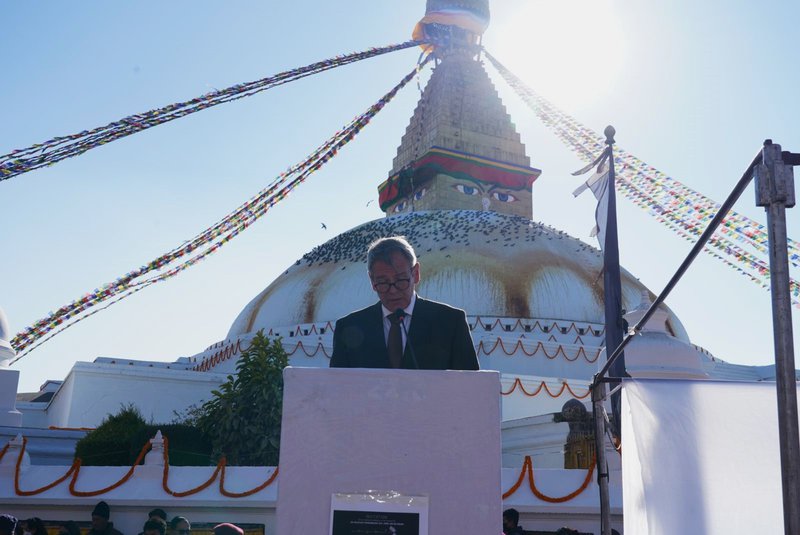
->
[276,367,501,534]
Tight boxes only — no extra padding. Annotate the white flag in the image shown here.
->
[573,153,610,249]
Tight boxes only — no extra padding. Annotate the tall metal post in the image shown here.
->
[592,374,612,535]
[754,140,799,534]
[602,126,627,440]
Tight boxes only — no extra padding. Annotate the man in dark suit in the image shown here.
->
[330,236,479,370]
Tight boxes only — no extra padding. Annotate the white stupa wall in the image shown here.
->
[43,363,228,428]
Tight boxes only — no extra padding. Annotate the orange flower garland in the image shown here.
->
[501,378,591,399]
[14,438,79,496]
[68,440,151,497]
[502,455,595,503]
[7,434,597,504]
[8,433,278,498]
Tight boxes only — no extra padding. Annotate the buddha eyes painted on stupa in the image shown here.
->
[451,180,519,204]
[391,187,428,213]
[454,183,479,196]
[492,191,517,203]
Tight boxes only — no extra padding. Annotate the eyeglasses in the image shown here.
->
[372,278,411,293]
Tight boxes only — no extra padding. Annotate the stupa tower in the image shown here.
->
[212,0,695,404]
[378,0,540,219]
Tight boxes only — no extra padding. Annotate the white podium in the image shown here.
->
[276,367,501,534]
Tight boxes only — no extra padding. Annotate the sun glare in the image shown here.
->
[488,0,627,108]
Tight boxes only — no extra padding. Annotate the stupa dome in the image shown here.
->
[228,210,689,343]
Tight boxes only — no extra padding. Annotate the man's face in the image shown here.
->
[502,515,513,530]
[91,516,107,532]
[369,251,420,311]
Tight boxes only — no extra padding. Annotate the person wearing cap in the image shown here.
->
[89,501,124,535]
[168,517,190,535]
[0,515,17,535]
[212,524,243,535]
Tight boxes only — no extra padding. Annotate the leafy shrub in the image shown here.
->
[74,405,146,465]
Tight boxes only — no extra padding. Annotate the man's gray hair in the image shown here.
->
[367,236,417,272]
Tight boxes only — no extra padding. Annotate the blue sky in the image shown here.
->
[2,0,798,392]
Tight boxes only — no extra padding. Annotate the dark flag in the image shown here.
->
[572,127,627,439]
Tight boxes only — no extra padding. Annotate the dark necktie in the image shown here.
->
[387,311,403,369]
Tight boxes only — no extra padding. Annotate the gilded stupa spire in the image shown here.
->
[379,0,540,218]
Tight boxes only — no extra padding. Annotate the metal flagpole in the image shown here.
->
[594,125,622,535]
[602,126,627,440]
[592,372,612,535]
[754,140,800,534]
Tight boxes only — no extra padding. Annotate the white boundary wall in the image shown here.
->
[0,448,621,534]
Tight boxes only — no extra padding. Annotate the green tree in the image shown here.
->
[74,404,146,465]
[195,330,288,465]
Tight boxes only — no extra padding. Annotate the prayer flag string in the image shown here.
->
[10,59,431,360]
[0,40,425,181]
[485,50,800,308]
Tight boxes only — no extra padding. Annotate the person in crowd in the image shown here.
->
[212,524,243,535]
[330,236,479,370]
[0,515,17,535]
[148,512,166,525]
[167,517,190,535]
[89,501,124,535]
[138,510,168,535]
[502,508,525,535]
[58,521,81,535]
[22,518,48,535]
[141,520,165,535]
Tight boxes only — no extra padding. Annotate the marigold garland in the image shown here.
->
[68,441,151,497]
[219,461,279,498]
[7,434,279,498]
[502,454,595,503]
[10,434,596,503]
[193,340,243,371]
[501,378,590,400]
[7,434,598,503]
[477,338,601,363]
[14,438,80,496]
[161,438,225,497]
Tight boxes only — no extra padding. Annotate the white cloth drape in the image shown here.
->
[622,378,797,534]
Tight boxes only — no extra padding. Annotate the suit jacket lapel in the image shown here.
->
[406,297,431,367]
